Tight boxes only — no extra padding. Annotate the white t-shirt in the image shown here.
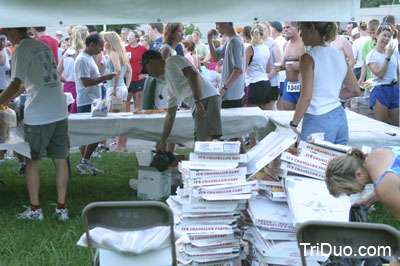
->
[274,35,287,83]
[217,34,245,101]
[306,46,347,115]
[352,36,370,69]
[11,38,67,125]
[63,48,77,82]
[165,55,218,109]
[366,49,399,87]
[74,52,101,107]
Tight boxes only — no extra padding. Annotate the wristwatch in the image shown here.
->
[385,57,391,61]
[222,85,228,90]
[194,98,201,104]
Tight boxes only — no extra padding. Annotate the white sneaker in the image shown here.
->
[16,206,44,220]
[89,162,104,174]
[76,161,94,175]
[91,152,101,159]
[55,208,69,221]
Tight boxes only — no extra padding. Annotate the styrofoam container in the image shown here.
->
[136,150,152,166]
[138,166,171,200]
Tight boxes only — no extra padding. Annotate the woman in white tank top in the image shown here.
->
[289,22,361,144]
[244,24,271,148]
[0,37,11,92]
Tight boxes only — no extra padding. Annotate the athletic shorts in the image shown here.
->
[221,99,243,108]
[282,79,301,104]
[245,80,276,105]
[77,104,91,113]
[193,95,223,141]
[24,119,69,160]
[128,80,145,93]
[301,105,348,145]
[369,84,399,109]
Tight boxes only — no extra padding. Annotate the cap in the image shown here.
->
[55,30,64,36]
[0,28,5,35]
[351,27,359,36]
[0,34,6,39]
[269,21,283,32]
[359,21,368,30]
[140,50,162,74]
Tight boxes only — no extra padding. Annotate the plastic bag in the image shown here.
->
[77,226,181,255]
[0,105,17,143]
[150,151,176,172]
[91,98,109,117]
[111,95,124,112]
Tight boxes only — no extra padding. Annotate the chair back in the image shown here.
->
[296,221,400,265]
[82,201,177,266]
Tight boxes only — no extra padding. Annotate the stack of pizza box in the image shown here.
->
[244,138,353,265]
[167,132,297,265]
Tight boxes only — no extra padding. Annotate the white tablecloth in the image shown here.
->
[68,107,269,147]
[263,109,400,148]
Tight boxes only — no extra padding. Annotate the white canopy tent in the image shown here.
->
[0,0,360,27]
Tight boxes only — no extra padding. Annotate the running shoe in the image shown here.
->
[76,161,94,175]
[16,206,44,221]
[54,207,69,221]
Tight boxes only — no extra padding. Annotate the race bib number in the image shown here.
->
[287,81,301,93]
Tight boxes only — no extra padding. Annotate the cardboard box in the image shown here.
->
[284,176,351,226]
[189,153,248,163]
[280,152,326,173]
[298,141,344,159]
[179,161,238,171]
[137,166,171,200]
[194,141,241,155]
[280,161,326,180]
[248,195,296,231]
[180,167,246,180]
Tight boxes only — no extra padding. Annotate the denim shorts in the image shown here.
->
[301,105,348,145]
[282,79,301,104]
[369,84,399,109]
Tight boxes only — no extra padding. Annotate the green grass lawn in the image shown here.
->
[0,150,399,265]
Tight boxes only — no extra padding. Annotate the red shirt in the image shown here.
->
[126,44,147,82]
[37,35,59,65]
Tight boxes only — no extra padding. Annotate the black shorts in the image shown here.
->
[128,80,145,93]
[221,98,243,108]
[245,80,277,104]
[77,104,91,113]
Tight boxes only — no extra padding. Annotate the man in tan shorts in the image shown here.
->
[275,21,305,110]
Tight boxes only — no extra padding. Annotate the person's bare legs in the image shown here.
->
[53,158,68,204]
[134,91,143,111]
[281,99,296,110]
[83,143,98,159]
[390,257,400,266]
[373,100,389,124]
[26,158,40,205]
[126,93,133,112]
[388,107,399,127]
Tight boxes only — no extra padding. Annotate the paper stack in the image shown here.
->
[168,141,253,265]
[242,138,355,265]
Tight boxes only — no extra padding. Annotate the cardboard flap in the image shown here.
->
[246,132,296,177]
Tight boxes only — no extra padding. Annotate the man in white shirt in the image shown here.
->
[140,50,222,149]
[0,27,69,221]
[352,21,370,80]
[74,33,116,175]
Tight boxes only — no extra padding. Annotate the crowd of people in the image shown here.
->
[0,18,399,235]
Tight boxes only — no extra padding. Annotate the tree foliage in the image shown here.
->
[95,24,140,33]
[361,0,395,8]
[184,23,202,37]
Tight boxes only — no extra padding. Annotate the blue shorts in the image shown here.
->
[301,105,348,145]
[369,84,399,109]
[282,79,301,104]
